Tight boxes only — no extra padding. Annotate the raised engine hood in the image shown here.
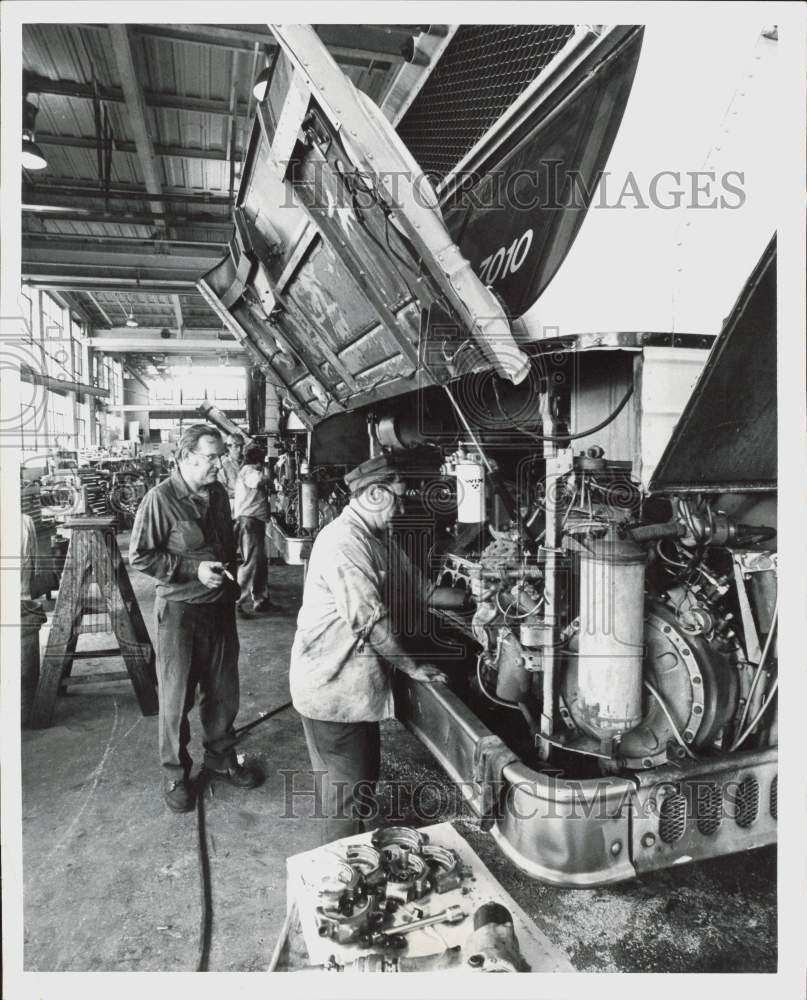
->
[649,235,776,494]
[199,24,642,426]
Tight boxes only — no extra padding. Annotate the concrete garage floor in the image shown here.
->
[21,534,776,973]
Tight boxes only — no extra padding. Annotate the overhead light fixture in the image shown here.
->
[252,66,271,102]
[22,99,47,171]
[125,305,139,328]
[252,46,275,102]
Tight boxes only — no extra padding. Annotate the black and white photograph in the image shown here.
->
[1,4,805,997]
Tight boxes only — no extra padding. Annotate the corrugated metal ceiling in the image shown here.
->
[21,23,427,331]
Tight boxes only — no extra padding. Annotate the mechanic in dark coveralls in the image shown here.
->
[130,423,262,812]
[289,455,447,843]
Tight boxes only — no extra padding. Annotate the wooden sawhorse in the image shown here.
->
[29,516,158,729]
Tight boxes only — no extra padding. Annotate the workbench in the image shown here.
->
[271,821,574,973]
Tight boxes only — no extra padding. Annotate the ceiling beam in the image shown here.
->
[20,367,110,398]
[109,24,165,229]
[126,23,406,61]
[35,133,243,162]
[23,232,228,252]
[225,50,241,203]
[129,353,248,368]
[115,405,247,414]
[23,206,232,230]
[23,182,233,205]
[87,336,245,353]
[23,238,222,268]
[23,70,251,118]
[85,291,115,327]
[92,327,233,335]
[23,276,199,293]
[316,24,412,58]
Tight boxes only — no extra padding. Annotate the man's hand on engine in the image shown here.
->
[403,663,448,684]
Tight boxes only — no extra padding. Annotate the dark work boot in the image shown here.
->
[204,758,264,789]
[163,773,195,813]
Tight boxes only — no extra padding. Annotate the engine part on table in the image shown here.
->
[301,857,362,907]
[344,843,386,890]
[466,902,530,972]
[315,945,464,972]
[315,892,384,945]
[383,849,430,903]
[421,845,472,894]
[576,528,646,740]
[371,826,427,854]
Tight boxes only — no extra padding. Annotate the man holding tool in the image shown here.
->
[289,454,447,843]
[130,423,263,813]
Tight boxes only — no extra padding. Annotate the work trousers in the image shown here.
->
[155,597,240,777]
[237,516,270,608]
[299,716,381,845]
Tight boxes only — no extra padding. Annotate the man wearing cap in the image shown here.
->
[289,455,446,843]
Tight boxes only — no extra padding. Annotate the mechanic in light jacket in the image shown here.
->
[289,454,446,844]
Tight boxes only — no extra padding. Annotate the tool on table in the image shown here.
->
[364,903,466,949]
[306,946,464,972]
[465,901,530,972]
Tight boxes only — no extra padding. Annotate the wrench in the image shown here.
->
[389,904,466,936]
[360,904,467,949]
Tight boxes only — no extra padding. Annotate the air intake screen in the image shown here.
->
[397,25,576,181]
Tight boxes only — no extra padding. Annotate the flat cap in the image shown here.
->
[344,454,401,494]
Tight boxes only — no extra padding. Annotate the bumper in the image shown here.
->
[393,674,777,886]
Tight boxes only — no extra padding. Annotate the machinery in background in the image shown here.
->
[22,451,171,534]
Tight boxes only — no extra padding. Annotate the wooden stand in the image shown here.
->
[29,517,158,729]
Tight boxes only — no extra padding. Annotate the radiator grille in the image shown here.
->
[397,25,576,181]
[659,792,687,844]
[695,783,723,837]
[733,776,760,829]
[770,774,777,820]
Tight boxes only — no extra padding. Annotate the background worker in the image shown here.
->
[130,424,262,813]
[234,443,274,618]
[288,454,446,843]
[218,433,244,510]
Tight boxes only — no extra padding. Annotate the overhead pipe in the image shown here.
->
[198,400,255,446]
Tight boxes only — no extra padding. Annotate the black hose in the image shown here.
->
[194,699,294,971]
[196,772,213,972]
[538,383,635,442]
[493,380,635,443]
[232,700,294,743]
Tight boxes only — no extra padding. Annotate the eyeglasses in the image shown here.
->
[377,482,407,502]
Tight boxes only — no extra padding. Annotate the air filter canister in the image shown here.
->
[576,532,646,740]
